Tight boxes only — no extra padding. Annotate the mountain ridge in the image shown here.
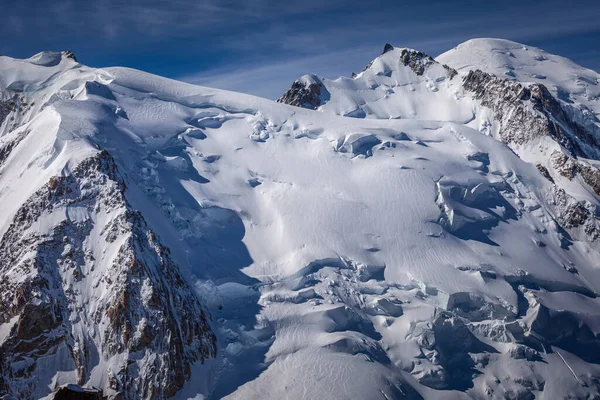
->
[1,38,600,399]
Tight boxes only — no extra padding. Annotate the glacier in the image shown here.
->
[0,38,599,399]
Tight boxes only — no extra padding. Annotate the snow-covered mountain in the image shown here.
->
[1,39,600,399]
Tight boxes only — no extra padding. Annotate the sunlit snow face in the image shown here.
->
[2,34,600,400]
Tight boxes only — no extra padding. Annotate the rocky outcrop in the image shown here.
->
[52,384,103,400]
[382,43,394,54]
[0,129,28,168]
[0,95,19,129]
[396,48,457,79]
[546,151,600,240]
[0,151,216,399]
[550,186,600,241]
[552,151,600,195]
[62,50,77,62]
[551,151,575,179]
[576,162,600,196]
[399,49,436,76]
[536,164,554,183]
[0,92,37,135]
[277,74,329,110]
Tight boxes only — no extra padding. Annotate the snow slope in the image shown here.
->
[438,38,600,162]
[437,38,600,122]
[1,41,600,399]
[278,46,472,122]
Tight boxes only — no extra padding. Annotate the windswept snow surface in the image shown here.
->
[1,41,600,399]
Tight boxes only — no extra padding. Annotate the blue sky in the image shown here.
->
[2,0,599,99]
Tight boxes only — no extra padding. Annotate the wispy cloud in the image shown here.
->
[179,46,380,99]
[2,0,599,98]
[2,0,353,41]
[6,0,599,47]
[176,0,600,99]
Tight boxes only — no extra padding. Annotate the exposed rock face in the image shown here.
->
[462,70,600,242]
[543,151,600,241]
[576,162,600,196]
[62,50,77,62]
[536,164,554,183]
[277,74,330,109]
[0,91,37,135]
[399,48,436,76]
[0,129,28,168]
[462,70,600,159]
[551,151,575,179]
[2,40,600,400]
[442,64,458,80]
[0,95,19,129]
[551,186,600,241]
[382,43,394,54]
[395,48,457,79]
[551,150,600,195]
[52,384,103,400]
[0,151,216,399]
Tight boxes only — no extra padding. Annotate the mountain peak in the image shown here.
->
[382,43,394,54]
[276,73,330,109]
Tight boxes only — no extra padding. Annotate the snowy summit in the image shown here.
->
[1,38,600,399]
